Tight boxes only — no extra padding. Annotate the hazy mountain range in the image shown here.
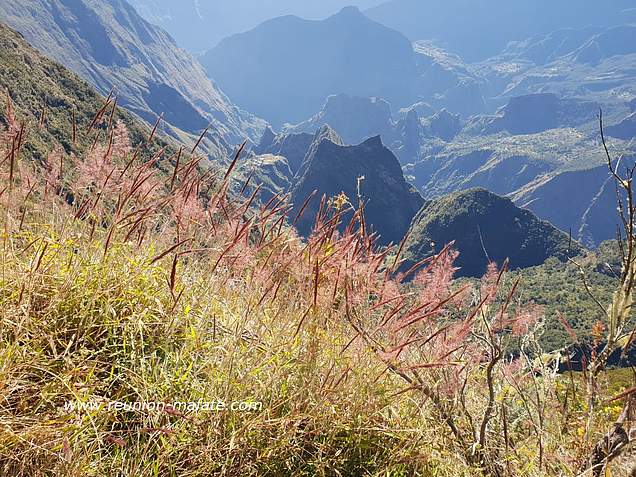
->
[202,7,419,127]
[366,0,636,61]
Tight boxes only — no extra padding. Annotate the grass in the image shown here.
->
[0,92,634,477]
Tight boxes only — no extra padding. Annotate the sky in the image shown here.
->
[127,0,384,52]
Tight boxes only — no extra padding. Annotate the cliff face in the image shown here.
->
[512,162,633,248]
[287,94,394,146]
[254,128,314,175]
[606,113,636,140]
[291,133,424,245]
[471,94,599,136]
[401,188,581,278]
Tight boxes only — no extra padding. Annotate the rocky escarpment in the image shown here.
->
[467,93,599,136]
[288,94,394,146]
[254,127,314,175]
[511,161,634,248]
[606,113,636,140]
[288,94,464,165]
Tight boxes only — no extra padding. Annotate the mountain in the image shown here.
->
[400,188,580,278]
[0,22,169,162]
[476,25,636,110]
[291,129,424,245]
[288,94,394,146]
[201,7,418,128]
[412,41,486,116]
[406,111,636,249]
[237,153,294,204]
[0,0,265,157]
[127,0,383,52]
[254,128,314,175]
[427,109,462,142]
[366,0,636,61]
[606,113,636,140]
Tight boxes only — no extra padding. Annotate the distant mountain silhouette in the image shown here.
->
[127,0,382,52]
[468,93,599,135]
[202,7,418,127]
[366,0,635,61]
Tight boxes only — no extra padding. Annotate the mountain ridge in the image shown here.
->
[290,131,424,245]
[201,7,418,127]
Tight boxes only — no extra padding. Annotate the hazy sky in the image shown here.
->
[128,0,384,52]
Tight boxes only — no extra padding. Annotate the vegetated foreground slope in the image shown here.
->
[0,0,265,156]
[0,20,634,477]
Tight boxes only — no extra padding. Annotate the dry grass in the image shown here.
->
[0,96,632,476]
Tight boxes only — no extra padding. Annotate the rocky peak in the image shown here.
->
[313,124,344,147]
[255,126,277,153]
[335,6,363,18]
[291,134,424,245]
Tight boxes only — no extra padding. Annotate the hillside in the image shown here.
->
[512,241,627,352]
[476,25,636,108]
[8,86,630,476]
[0,0,265,155]
[201,7,418,127]
[511,160,635,248]
[0,22,169,162]
[400,188,580,277]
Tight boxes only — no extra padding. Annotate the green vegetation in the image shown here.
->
[1,105,633,476]
[513,243,626,351]
[401,188,579,278]
[0,1,265,151]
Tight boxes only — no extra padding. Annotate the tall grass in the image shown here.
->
[0,95,633,476]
